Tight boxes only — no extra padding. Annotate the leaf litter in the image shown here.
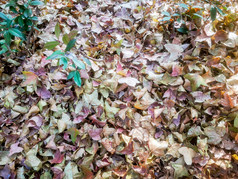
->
[0,0,238,178]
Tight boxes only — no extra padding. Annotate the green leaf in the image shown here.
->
[18,16,24,27]
[178,3,189,9]
[46,50,64,60]
[26,19,33,26]
[68,127,79,143]
[59,57,68,70]
[0,40,5,44]
[55,22,60,39]
[222,5,227,11]
[44,41,60,50]
[67,71,75,80]
[10,7,18,13]
[0,21,7,26]
[74,70,82,87]
[177,27,188,34]
[172,13,180,17]
[0,12,8,20]
[23,9,29,18]
[6,19,13,28]
[210,6,217,21]
[82,57,91,65]
[30,16,38,21]
[62,34,70,45]
[68,30,78,40]
[162,11,170,17]
[193,13,203,19]
[192,6,203,9]
[30,1,44,6]
[65,39,76,52]
[72,58,85,70]
[184,73,207,91]
[0,44,8,55]
[234,115,238,128]
[4,31,11,45]
[9,28,26,40]
[161,16,171,21]
[229,127,238,133]
[34,26,40,31]
[216,6,226,16]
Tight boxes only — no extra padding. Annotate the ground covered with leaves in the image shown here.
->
[1,0,238,178]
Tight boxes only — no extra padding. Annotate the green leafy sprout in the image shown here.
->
[0,0,44,55]
[45,23,91,87]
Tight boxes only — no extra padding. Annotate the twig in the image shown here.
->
[5,43,13,58]
[26,25,34,49]
[78,50,104,62]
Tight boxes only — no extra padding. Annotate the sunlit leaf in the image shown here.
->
[30,1,44,6]
[82,57,91,65]
[46,50,64,60]
[65,39,76,52]
[9,28,26,40]
[59,57,68,70]
[178,3,189,9]
[44,41,59,50]
[55,22,60,39]
[62,34,70,45]
[0,12,8,20]
[74,70,82,87]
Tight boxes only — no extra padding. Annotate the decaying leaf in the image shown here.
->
[178,147,196,165]
[21,71,38,87]
[148,137,168,156]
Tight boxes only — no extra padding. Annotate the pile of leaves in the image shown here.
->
[0,0,238,178]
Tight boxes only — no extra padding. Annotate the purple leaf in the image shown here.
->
[36,86,51,99]
[9,142,23,156]
[88,128,103,141]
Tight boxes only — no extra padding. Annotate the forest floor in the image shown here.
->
[1,0,238,178]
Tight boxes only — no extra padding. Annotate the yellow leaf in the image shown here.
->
[117,70,127,77]
[134,101,147,110]
[21,71,38,87]
[232,154,238,161]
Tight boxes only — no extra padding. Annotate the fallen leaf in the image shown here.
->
[213,30,228,43]
[0,165,11,179]
[118,77,140,87]
[148,137,168,156]
[184,73,207,91]
[164,44,184,62]
[88,128,103,141]
[178,147,196,165]
[9,142,23,156]
[21,71,38,87]
[50,150,64,164]
[36,86,51,99]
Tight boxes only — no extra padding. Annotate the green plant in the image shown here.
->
[45,23,91,87]
[6,0,43,31]
[0,0,43,55]
[207,0,227,21]
[161,3,204,33]
[0,12,26,55]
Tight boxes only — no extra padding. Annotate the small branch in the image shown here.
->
[26,25,34,56]
[5,43,13,58]
[26,25,34,49]
[78,50,104,62]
